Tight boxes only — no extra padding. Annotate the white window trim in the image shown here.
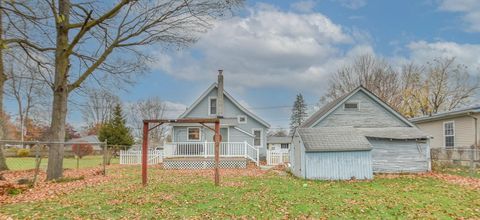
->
[187,127,201,141]
[237,115,247,124]
[252,128,263,148]
[220,127,230,142]
[443,121,455,149]
[208,97,217,116]
[343,102,360,111]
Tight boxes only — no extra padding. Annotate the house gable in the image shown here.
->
[308,87,414,128]
[179,83,270,128]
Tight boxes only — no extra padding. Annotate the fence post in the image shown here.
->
[103,140,107,176]
[204,141,208,158]
[471,146,475,176]
[244,141,247,158]
[256,147,259,166]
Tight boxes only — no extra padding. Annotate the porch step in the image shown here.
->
[163,157,247,169]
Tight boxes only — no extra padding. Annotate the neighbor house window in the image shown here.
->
[344,102,359,110]
[209,97,217,115]
[187,127,201,141]
[253,129,262,147]
[444,121,455,148]
[281,143,289,149]
[237,115,247,124]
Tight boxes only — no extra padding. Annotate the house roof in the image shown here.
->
[357,127,429,140]
[297,127,372,152]
[301,86,416,128]
[179,83,270,128]
[67,135,101,144]
[410,105,480,123]
[267,136,292,144]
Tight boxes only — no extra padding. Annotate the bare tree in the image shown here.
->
[322,55,480,118]
[4,54,48,146]
[128,97,168,147]
[3,0,242,179]
[81,89,119,127]
[321,54,402,110]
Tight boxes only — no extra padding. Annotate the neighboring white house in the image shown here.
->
[267,136,291,151]
[66,135,103,151]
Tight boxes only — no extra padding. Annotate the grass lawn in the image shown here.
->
[434,164,480,179]
[1,166,480,219]
[5,156,118,171]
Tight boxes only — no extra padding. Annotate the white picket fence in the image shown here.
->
[119,142,260,166]
[119,149,163,165]
[266,150,289,165]
[164,142,259,165]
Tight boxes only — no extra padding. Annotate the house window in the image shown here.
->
[281,143,289,149]
[344,102,358,110]
[187,127,201,141]
[237,115,247,124]
[209,97,217,115]
[444,121,455,148]
[253,129,262,147]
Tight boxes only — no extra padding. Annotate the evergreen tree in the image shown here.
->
[98,104,134,148]
[290,94,308,133]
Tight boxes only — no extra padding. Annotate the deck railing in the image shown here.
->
[164,141,259,165]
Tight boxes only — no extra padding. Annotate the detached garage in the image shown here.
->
[292,86,430,180]
[290,127,373,180]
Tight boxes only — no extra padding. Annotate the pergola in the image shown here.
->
[141,118,222,186]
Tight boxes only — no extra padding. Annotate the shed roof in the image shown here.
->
[267,136,292,144]
[357,127,429,140]
[297,127,372,152]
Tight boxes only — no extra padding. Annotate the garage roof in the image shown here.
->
[297,127,372,152]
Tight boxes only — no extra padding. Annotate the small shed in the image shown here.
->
[290,127,373,180]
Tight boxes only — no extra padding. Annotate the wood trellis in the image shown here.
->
[141,118,222,186]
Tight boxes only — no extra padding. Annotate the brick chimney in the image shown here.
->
[217,70,224,117]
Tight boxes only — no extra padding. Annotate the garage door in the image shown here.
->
[369,139,429,173]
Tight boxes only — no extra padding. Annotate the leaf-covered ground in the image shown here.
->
[1,166,480,219]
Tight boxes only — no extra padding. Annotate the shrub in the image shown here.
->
[16,149,30,157]
[71,143,94,159]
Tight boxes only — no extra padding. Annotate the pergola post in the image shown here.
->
[142,121,149,186]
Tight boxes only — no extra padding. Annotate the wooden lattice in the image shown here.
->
[163,159,246,169]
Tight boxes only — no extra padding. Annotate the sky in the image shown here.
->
[6,0,480,132]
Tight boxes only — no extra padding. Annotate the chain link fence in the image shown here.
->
[431,146,480,178]
[0,140,111,187]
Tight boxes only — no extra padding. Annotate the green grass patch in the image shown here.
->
[5,156,118,171]
[434,164,480,179]
[1,166,480,219]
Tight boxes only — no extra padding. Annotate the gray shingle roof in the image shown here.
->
[357,127,429,140]
[267,136,292,144]
[410,105,480,123]
[297,127,372,152]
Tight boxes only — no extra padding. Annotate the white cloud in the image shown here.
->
[334,0,367,9]
[291,1,317,13]
[407,41,480,72]
[151,5,372,95]
[439,0,480,32]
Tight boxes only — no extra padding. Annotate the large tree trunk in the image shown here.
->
[0,1,9,171]
[46,0,70,180]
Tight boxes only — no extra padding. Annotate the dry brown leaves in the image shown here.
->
[377,172,480,190]
[0,167,111,204]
